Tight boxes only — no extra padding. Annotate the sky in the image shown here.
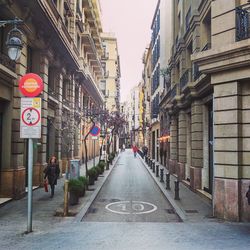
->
[100,0,158,102]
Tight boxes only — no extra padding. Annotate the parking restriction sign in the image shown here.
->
[20,98,41,138]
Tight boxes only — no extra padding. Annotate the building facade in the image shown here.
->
[0,0,105,199]
[159,0,250,222]
[100,32,121,113]
[150,0,172,162]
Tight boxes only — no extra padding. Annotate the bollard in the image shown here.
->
[152,162,155,173]
[156,165,159,177]
[64,179,69,216]
[150,159,153,169]
[174,180,180,200]
[160,169,164,182]
[106,161,109,170]
[166,173,170,190]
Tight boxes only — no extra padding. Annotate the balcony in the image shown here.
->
[236,4,250,41]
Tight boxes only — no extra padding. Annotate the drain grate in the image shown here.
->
[88,207,98,214]
[165,208,175,214]
[88,188,95,191]
[185,209,198,213]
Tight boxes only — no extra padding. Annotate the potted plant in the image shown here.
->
[87,167,96,185]
[94,166,101,180]
[68,179,83,205]
[78,176,87,197]
[108,154,114,165]
[98,161,106,174]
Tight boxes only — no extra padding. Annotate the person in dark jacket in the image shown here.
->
[44,156,60,198]
[246,186,250,205]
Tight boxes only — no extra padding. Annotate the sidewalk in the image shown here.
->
[139,156,213,222]
[0,155,118,234]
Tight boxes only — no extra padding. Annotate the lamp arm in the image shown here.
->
[0,18,23,28]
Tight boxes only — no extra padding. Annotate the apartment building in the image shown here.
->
[100,32,121,113]
[160,0,250,221]
[142,47,152,154]
[0,0,104,199]
[150,0,172,162]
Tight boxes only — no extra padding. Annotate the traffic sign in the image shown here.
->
[19,73,44,97]
[20,98,41,138]
[90,125,100,136]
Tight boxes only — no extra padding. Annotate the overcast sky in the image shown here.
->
[100,0,158,102]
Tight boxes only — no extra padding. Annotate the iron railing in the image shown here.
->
[236,5,250,41]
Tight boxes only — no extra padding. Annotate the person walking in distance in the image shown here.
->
[44,156,60,198]
[132,144,138,158]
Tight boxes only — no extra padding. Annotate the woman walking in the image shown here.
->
[132,144,138,158]
[44,156,60,198]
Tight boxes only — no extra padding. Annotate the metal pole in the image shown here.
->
[174,180,180,200]
[27,138,33,233]
[64,179,69,216]
[93,139,96,167]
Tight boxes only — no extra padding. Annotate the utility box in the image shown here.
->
[69,159,80,179]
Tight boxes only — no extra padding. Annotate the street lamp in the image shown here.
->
[0,17,23,61]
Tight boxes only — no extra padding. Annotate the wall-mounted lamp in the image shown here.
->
[0,17,23,61]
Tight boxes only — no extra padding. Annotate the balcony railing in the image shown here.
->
[180,69,191,91]
[236,5,250,41]
[0,53,15,72]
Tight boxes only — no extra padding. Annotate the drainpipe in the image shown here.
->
[212,95,215,217]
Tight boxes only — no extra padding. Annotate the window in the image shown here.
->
[48,67,56,92]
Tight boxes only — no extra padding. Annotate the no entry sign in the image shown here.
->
[20,98,41,138]
[19,73,44,97]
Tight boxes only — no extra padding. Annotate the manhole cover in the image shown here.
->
[165,208,175,214]
[185,209,198,213]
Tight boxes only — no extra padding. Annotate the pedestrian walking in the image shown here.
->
[122,143,126,152]
[132,144,138,158]
[44,156,60,198]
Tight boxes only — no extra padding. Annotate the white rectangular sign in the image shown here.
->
[20,98,42,139]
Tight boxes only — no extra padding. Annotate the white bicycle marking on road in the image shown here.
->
[105,201,158,215]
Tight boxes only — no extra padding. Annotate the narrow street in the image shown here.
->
[83,150,180,223]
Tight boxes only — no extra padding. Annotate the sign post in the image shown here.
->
[90,126,100,168]
[19,73,43,233]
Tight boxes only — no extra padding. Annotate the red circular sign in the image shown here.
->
[19,73,44,97]
[21,108,40,126]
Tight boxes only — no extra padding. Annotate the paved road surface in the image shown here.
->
[83,150,180,222]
